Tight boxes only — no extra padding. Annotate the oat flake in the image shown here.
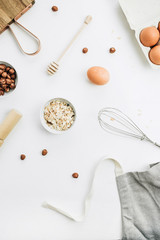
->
[44,100,75,131]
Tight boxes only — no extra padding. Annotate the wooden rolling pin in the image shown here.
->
[0,109,22,147]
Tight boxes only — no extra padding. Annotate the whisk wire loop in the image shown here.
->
[98,107,160,148]
[99,117,143,140]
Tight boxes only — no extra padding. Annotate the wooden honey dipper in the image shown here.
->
[47,15,92,75]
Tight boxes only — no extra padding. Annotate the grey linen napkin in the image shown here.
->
[117,163,160,240]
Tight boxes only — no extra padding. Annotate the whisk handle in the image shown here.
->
[154,142,160,148]
[145,136,160,148]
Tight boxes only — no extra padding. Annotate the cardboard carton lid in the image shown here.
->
[119,0,160,30]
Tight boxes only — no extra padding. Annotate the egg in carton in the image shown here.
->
[119,0,160,68]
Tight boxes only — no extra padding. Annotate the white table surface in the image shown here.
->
[0,0,160,239]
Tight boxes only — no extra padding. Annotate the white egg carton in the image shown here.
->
[119,0,160,68]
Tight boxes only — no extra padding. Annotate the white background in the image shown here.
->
[0,0,160,239]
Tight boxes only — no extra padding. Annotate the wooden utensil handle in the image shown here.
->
[14,3,34,21]
[8,20,41,56]
[0,109,22,147]
[57,15,92,63]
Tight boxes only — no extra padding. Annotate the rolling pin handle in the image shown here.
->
[0,109,22,147]
[0,139,4,147]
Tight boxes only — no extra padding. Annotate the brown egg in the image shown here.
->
[156,40,160,46]
[158,22,160,32]
[140,26,159,47]
[149,45,160,65]
[87,66,110,85]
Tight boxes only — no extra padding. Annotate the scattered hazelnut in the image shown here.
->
[42,149,48,156]
[20,154,26,160]
[72,173,79,178]
[82,48,88,54]
[109,47,116,53]
[52,6,58,11]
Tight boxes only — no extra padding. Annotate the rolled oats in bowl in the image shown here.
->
[41,98,76,134]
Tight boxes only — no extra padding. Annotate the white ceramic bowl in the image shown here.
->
[0,61,18,98]
[40,98,76,134]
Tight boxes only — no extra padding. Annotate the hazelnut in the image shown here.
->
[72,173,79,178]
[6,79,12,85]
[0,65,16,95]
[20,154,26,160]
[0,64,6,70]
[2,84,7,89]
[10,83,15,89]
[6,67,10,72]
[0,78,6,85]
[109,47,116,53]
[5,88,10,92]
[11,74,16,79]
[42,149,48,156]
[2,72,7,78]
[0,90,4,95]
[52,6,58,11]
[82,48,88,54]
[0,69,4,75]
[9,68,15,74]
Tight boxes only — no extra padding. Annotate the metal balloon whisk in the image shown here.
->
[98,107,160,148]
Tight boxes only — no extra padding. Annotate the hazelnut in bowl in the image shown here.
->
[40,98,76,134]
[0,61,17,97]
